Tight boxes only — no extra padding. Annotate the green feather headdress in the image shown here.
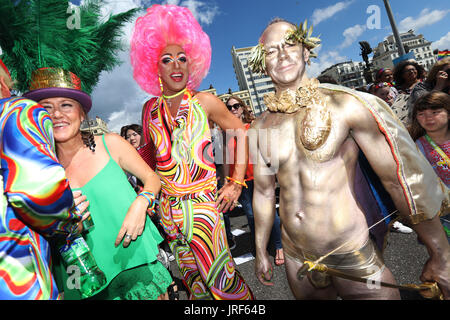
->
[0,0,138,95]
[249,19,321,74]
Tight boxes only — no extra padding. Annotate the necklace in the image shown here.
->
[162,88,187,109]
[162,87,187,99]
[263,78,326,113]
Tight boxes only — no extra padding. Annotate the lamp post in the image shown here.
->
[382,0,406,56]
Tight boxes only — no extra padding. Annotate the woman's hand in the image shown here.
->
[115,196,148,248]
[216,181,243,213]
[71,190,90,234]
[434,70,449,91]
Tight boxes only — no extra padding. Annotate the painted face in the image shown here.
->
[416,108,449,134]
[126,129,141,149]
[226,98,243,119]
[40,97,84,143]
[157,44,189,95]
[262,22,309,91]
[380,69,394,83]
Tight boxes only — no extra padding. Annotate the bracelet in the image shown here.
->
[226,176,248,188]
[137,191,156,210]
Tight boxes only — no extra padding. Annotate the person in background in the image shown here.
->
[407,57,450,117]
[375,68,395,85]
[225,95,285,265]
[120,124,145,191]
[122,124,144,149]
[390,61,426,126]
[373,82,395,106]
[409,91,450,242]
[394,60,425,94]
[0,58,87,300]
[374,68,398,100]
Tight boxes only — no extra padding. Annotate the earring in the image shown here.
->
[158,76,164,94]
[81,118,96,152]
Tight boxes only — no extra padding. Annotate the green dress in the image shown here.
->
[53,135,172,300]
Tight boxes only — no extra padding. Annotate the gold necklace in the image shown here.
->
[263,78,325,113]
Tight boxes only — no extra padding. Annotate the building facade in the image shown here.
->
[319,60,368,89]
[372,30,436,71]
[80,116,109,135]
[231,46,275,116]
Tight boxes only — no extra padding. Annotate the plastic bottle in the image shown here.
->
[58,234,106,298]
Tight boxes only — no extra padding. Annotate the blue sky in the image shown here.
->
[70,0,450,132]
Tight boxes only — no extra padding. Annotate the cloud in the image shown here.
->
[311,1,353,25]
[307,49,347,78]
[90,49,151,134]
[340,24,366,48]
[432,31,450,51]
[398,8,449,33]
[164,0,219,25]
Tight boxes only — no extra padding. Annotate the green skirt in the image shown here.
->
[86,261,172,300]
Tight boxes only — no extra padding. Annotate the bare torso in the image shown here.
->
[253,89,370,256]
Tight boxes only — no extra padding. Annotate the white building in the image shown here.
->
[372,30,436,71]
[319,60,368,89]
[231,46,275,116]
[81,116,109,135]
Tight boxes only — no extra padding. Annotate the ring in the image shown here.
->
[233,201,239,205]
[125,234,132,240]
[224,197,230,202]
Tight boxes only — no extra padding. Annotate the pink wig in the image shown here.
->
[130,4,212,96]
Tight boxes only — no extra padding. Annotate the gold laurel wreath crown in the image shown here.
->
[249,19,321,74]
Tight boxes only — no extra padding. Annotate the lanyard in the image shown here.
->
[424,134,450,167]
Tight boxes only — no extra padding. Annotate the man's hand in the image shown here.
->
[255,250,274,286]
[420,253,450,299]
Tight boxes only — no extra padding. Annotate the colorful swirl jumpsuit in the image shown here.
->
[0,97,78,299]
[146,91,254,300]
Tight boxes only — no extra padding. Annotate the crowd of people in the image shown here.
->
[1,2,449,301]
[364,58,450,238]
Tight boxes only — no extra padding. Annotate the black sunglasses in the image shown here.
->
[227,103,241,110]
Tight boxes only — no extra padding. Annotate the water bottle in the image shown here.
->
[58,234,107,298]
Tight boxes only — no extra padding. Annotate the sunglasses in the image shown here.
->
[227,103,241,110]
[403,68,417,74]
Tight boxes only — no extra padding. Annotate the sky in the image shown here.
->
[64,1,450,132]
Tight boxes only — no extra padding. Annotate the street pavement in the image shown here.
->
[169,207,431,300]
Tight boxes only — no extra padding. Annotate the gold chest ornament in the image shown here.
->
[263,78,331,150]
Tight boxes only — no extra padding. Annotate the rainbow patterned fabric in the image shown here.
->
[146,91,254,300]
[0,97,79,300]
